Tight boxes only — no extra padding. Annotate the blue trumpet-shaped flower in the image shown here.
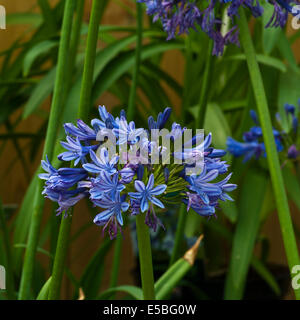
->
[227,137,265,162]
[227,109,284,161]
[93,193,129,239]
[129,174,167,212]
[89,171,125,201]
[83,148,119,175]
[186,168,221,204]
[43,187,87,217]
[113,117,145,145]
[148,107,172,130]
[64,119,96,141]
[58,136,96,166]
[183,193,216,217]
[287,145,300,159]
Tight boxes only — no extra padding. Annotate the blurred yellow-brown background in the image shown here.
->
[0,0,300,299]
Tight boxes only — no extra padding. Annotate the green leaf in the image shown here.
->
[92,41,184,102]
[189,102,231,149]
[262,2,281,54]
[289,29,300,44]
[225,54,287,73]
[277,67,300,132]
[38,0,57,34]
[12,174,38,274]
[97,285,143,300]
[37,277,52,300]
[64,34,141,122]
[219,201,238,224]
[251,257,281,296]
[78,239,113,299]
[282,166,300,211]
[23,40,58,77]
[204,103,231,149]
[276,31,299,75]
[14,244,53,259]
[224,169,268,299]
[23,67,56,119]
[141,61,183,97]
[6,13,42,27]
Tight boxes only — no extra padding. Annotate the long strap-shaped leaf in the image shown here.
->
[238,8,300,299]
[224,169,268,299]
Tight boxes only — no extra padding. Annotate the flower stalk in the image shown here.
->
[109,233,123,291]
[196,39,214,129]
[238,8,300,300]
[127,2,143,121]
[108,2,143,293]
[18,0,76,300]
[48,0,105,300]
[170,38,214,266]
[136,211,155,300]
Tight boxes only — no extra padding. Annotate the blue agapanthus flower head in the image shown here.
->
[139,0,300,55]
[40,105,237,239]
[227,109,284,161]
[228,101,300,164]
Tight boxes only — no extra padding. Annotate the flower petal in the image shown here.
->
[150,184,167,196]
[150,196,165,209]
[135,180,145,192]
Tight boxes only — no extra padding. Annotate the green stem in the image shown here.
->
[48,214,73,300]
[109,233,122,296]
[238,8,300,300]
[65,0,86,94]
[181,36,193,123]
[127,2,143,120]
[48,0,105,300]
[108,3,143,293]
[0,200,15,299]
[196,39,214,129]
[136,212,155,300]
[48,0,86,274]
[18,0,76,300]
[170,39,214,267]
[78,0,105,121]
[169,204,186,266]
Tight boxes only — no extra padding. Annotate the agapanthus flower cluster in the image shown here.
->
[40,106,237,239]
[139,0,300,55]
[227,100,300,163]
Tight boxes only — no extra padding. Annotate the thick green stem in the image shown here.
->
[109,233,122,295]
[18,0,76,300]
[65,0,86,94]
[238,8,300,299]
[108,3,143,292]
[181,36,193,123]
[48,214,72,300]
[48,0,104,300]
[78,0,105,121]
[136,212,155,300]
[169,204,186,266]
[170,39,214,266]
[127,2,143,120]
[196,39,214,129]
[49,0,86,275]
[0,200,15,299]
